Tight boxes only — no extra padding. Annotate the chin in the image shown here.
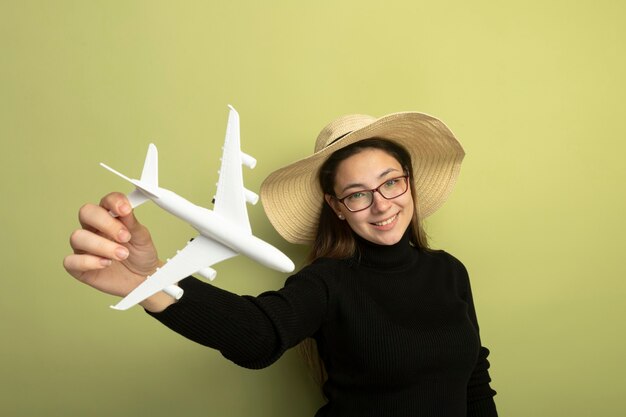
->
[357,229,406,246]
[365,219,411,246]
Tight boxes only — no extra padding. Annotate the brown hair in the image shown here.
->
[299,138,431,387]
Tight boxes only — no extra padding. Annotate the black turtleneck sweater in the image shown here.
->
[149,233,497,416]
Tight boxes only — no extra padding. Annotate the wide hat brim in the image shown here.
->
[260,111,465,244]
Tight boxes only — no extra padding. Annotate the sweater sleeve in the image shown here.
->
[466,346,498,417]
[451,256,498,417]
[146,269,329,369]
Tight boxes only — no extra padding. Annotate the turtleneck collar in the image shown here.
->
[352,228,418,270]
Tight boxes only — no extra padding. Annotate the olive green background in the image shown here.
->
[2,1,625,416]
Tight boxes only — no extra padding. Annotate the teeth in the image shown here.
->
[374,214,397,226]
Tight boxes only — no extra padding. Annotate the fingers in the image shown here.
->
[63,253,112,277]
[98,192,149,241]
[69,228,130,260]
[70,192,155,268]
[99,192,133,218]
[79,202,132,244]
[80,191,135,244]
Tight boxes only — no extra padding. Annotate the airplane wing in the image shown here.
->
[111,235,238,311]
[213,105,257,234]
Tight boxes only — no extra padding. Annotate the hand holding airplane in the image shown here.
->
[100,105,295,310]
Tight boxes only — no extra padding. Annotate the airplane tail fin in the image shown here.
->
[139,143,159,189]
[100,144,161,209]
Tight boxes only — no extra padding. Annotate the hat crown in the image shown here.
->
[314,114,377,152]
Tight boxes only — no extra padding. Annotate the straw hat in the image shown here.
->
[260,111,465,244]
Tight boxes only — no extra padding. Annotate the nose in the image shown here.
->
[369,191,391,213]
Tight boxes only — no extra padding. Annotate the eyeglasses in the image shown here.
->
[335,175,410,212]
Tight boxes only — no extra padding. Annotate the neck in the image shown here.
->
[353,228,417,269]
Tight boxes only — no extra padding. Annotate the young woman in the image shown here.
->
[64,112,498,416]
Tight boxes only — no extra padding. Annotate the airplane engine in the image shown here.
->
[240,152,257,169]
[244,188,259,205]
[198,267,217,281]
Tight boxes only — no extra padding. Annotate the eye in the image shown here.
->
[383,178,399,188]
[347,191,367,201]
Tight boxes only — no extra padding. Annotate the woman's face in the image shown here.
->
[326,148,414,246]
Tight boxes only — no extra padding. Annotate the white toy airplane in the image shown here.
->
[101,105,295,311]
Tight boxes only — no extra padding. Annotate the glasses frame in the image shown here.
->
[335,175,410,213]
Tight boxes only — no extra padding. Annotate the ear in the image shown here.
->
[324,194,345,219]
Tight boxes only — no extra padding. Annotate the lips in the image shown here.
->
[371,213,398,227]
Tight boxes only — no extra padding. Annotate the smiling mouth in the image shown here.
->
[372,214,398,226]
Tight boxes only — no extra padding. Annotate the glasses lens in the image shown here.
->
[343,191,373,211]
[379,177,408,199]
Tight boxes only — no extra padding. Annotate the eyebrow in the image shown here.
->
[339,168,401,194]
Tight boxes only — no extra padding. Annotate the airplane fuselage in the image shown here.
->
[147,187,294,273]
